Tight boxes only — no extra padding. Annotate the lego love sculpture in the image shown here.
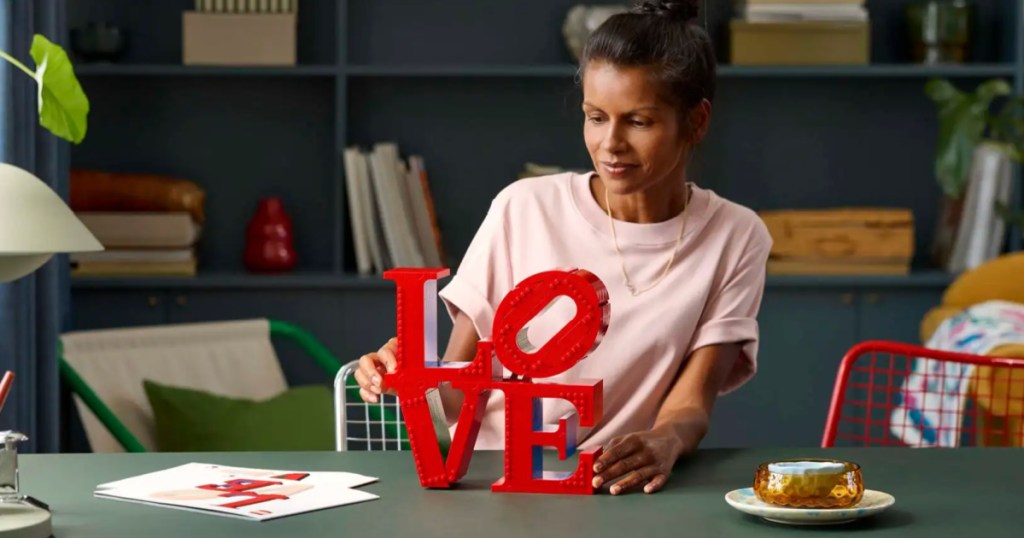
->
[382,267,610,494]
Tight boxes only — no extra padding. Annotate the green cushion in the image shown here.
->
[143,380,334,452]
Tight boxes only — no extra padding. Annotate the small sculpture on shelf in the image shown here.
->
[562,4,629,61]
[70,22,128,64]
[244,196,297,273]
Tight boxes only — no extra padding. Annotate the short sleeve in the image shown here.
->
[689,223,772,394]
[437,194,515,340]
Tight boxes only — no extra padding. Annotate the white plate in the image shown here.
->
[724,487,895,525]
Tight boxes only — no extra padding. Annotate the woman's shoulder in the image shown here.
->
[490,171,577,210]
[698,187,773,253]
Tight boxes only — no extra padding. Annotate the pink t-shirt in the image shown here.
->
[437,171,772,450]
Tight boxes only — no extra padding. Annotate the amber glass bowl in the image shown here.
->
[753,459,864,509]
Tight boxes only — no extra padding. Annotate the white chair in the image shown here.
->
[333,360,407,451]
[60,318,341,452]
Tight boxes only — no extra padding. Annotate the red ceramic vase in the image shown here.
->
[244,196,297,272]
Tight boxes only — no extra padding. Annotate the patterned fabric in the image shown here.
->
[890,300,1024,447]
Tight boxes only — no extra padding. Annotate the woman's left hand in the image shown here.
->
[591,428,684,495]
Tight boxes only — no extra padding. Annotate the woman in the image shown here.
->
[355,0,772,495]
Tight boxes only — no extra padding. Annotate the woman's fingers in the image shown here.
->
[377,345,398,374]
[357,355,384,390]
[354,337,402,403]
[594,435,639,473]
[643,474,669,494]
[359,387,378,404]
[593,437,647,488]
[609,464,662,495]
[354,364,379,403]
[353,366,369,389]
[596,450,654,488]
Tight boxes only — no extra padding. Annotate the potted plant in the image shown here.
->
[926,77,1024,268]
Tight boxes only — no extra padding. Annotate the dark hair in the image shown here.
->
[578,0,716,114]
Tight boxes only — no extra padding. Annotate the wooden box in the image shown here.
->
[729,20,869,65]
[759,208,914,275]
[183,12,296,66]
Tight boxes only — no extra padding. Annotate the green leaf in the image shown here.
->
[925,78,960,104]
[975,78,1013,101]
[985,141,1021,162]
[29,34,89,144]
[928,78,1011,197]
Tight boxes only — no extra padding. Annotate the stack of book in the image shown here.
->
[72,212,200,277]
[342,142,446,275]
[69,169,204,277]
[730,0,870,65]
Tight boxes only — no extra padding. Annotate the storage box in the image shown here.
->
[729,20,869,65]
[183,12,296,66]
[759,208,914,275]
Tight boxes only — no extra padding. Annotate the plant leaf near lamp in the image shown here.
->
[927,77,1024,265]
[0,33,89,144]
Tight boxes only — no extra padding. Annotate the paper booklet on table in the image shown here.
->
[94,463,379,522]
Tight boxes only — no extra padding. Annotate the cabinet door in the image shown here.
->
[69,290,168,331]
[702,289,858,448]
[857,289,943,344]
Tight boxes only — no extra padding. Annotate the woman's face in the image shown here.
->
[582,60,707,196]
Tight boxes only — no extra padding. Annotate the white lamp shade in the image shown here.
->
[0,162,103,282]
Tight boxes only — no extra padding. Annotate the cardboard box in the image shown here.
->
[759,208,914,275]
[730,20,869,65]
[183,12,296,66]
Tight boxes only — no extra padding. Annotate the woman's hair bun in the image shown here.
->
[633,0,699,22]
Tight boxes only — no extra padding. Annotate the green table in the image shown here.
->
[20,447,1021,537]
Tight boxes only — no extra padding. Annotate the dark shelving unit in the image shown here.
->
[62,0,1023,449]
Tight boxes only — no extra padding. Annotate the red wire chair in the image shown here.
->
[822,340,1024,448]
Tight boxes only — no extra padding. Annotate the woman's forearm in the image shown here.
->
[438,311,482,424]
[651,405,709,460]
[438,384,465,424]
[649,343,743,460]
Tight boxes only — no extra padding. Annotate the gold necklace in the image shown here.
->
[604,183,689,297]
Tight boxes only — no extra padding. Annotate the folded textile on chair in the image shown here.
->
[890,300,1024,447]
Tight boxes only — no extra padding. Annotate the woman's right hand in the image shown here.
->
[354,337,398,403]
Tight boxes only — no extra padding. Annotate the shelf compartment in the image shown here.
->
[343,63,1015,78]
[75,64,338,77]
[69,269,956,290]
[717,64,1017,78]
[71,75,337,273]
[70,272,394,290]
[345,64,578,77]
[67,0,337,65]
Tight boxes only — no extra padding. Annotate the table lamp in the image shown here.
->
[0,31,99,537]
[0,161,103,282]
[0,161,101,538]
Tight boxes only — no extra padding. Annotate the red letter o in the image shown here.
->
[491,268,609,379]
